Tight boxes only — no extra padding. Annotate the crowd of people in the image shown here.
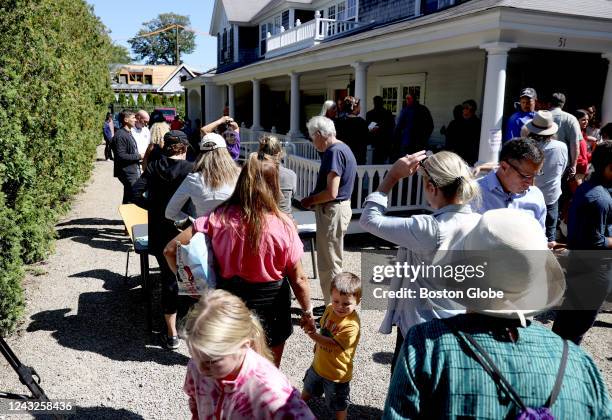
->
[102,95,611,418]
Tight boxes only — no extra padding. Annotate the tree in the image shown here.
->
[136,93,145,108]
[109,43,132,64]
[128,13,196,65]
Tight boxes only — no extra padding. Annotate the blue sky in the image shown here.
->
[88,0,217,72]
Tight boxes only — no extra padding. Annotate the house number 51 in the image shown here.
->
[558,37,567,48]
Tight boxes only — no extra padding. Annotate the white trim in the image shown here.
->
[233,24,239,62]
[325,74,351,99]
[199,7,612,86]
[158,65,196,92]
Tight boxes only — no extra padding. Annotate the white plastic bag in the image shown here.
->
[176,232,216,297]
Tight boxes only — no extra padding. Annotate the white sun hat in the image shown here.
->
[430,208,566,320]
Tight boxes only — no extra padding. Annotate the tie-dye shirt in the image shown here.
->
[184,348,315,420]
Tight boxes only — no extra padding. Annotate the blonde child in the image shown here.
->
[183,289,314,419]
[302,272,361,420]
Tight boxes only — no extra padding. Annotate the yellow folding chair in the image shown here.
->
[118,204,148,280]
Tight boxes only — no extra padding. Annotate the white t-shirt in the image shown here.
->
[131,126,151,156]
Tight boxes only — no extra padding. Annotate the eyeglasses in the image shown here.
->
[505,160,543,181]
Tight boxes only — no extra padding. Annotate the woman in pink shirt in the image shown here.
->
[165,153,315,366]
[183,289,315,420]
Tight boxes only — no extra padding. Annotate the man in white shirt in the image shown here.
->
[131,109,151,157]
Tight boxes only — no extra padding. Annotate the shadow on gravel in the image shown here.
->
[593,320,612,328]
[26,289,189,366]
[307,398,383,419]
[56,225,131,253]
[33,406,144,420]
[372,351,393,365]
[57,218,124,227]
[69,269,141,291]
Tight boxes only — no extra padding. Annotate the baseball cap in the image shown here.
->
[199,133,227,151]
[519,87,537,99]
[163,130,189,146]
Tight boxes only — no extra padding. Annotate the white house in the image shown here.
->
[183,0,612,215]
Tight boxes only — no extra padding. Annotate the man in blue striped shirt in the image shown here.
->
[474,138,547,232]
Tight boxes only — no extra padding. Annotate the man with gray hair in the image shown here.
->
[548,92,581,177]
[301,116,357,311]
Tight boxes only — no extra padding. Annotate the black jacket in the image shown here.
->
[335,115,369,165]
[132,156,194,254]
[111,128,140,178]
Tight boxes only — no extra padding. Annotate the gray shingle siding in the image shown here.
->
[359,0,418,25]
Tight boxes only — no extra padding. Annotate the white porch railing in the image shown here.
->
[239,128,319,160]
[285,155,429,214]
[238,129,429,217]
[266,16,359,58]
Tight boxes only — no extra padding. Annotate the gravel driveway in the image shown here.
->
[0,145,609,419]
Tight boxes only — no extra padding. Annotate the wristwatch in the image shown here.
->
[302,308,313,317]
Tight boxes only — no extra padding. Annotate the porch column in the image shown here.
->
[204,81,216,124]
[287,72,302,138]
[601,53,612,126]
[477,42,517,164]
[352,61,369,119]
[227,83,235,117]
[251,78,263,131]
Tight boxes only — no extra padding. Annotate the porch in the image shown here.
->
[238,129,430,234]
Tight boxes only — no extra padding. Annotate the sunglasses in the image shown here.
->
[418,151,436,186]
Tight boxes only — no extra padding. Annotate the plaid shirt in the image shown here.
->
[383,314,612,419]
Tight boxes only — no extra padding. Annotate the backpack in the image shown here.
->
[445,320,569,420]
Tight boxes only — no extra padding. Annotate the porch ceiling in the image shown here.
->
[200,5,612,86]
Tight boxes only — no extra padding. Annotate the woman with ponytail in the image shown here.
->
[165,153,314,367]
[359,150,482,372]
[183,289,314,419]
[257,135,297,215]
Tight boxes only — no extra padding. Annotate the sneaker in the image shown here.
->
[161,335,179,350]
[313,305,326,317]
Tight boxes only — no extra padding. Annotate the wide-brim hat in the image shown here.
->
[199,133,227,151]
[525,110,558,136]
[429,209,565,319]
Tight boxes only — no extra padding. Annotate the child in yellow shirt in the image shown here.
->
[302,272,361,420]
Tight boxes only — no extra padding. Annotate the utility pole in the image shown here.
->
[175,24,179,65]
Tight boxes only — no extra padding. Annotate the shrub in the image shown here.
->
[0,0,114,334]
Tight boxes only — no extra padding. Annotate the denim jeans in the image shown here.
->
[545,200,559,242]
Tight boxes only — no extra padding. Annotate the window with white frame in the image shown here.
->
[321,0,358,21]
[378,74,427,117]
[259,22,272,56]
[259,10,292,56]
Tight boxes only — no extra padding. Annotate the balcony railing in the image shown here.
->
[266,15,359,58]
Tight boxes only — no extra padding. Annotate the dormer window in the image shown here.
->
[322,0,358,21]
[259,10,290,57]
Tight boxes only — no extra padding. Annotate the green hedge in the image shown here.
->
[0,0,114,334]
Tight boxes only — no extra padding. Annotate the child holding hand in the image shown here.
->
[302,272,361,420]
[183,289,314,420]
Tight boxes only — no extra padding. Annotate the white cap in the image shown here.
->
[199,133,227,151]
